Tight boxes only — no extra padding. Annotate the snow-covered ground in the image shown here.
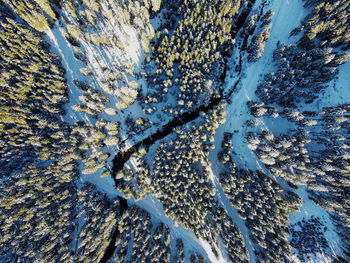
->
[208,145,256,263]
[46,25,121,198]
[301,58,350,111]
[288,186,342,262]
[211,1,308,259]
[222,0,308,168]
[212,0,344,261]
[217,180,257,263]
[46,27,92,126]
[45,0,348,261]
[132,195,216,263]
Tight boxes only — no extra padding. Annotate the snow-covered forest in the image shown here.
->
[0,0,350,262]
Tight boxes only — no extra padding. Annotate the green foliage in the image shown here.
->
[146,0,241,111]
[114,205,175,263]
[247,11,274,62]
[4,0,58,32]
[75,183,120,263]
[300,0,350,50]
[0,18,70,173]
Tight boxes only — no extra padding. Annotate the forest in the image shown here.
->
[0,0,350,262]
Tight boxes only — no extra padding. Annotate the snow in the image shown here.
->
[46,27,92,126]
[61,18,145,136]
[45,0,171,198]
[47,26,121,198]
[288,186,342,262]
[238,0,346,259]
[130,0,337,261]
[217,182,257,263]
[132,195,215,263]
[218,0,346,258]
[208,0,344,262]
[207,152,256,263]
[266,0,308,46]
[48,4,166,154]
[44,0,348,261]
[198,238,227,263]
[222,0,309,169]
[300,58,350,112]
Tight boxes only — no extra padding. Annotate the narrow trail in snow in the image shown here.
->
[225,0,267,100]
[112,93,222,177]
[104,2,264,262]
[112,0,259,178]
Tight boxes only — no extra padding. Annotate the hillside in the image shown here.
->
[0,0,350,262]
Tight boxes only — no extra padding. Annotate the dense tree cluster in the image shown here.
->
[116,148,152,200]
[173,239,185,263]
[0,15,78,263]
[0,17,69,174]
[0,162,78,262]
[0,167,119,262]
[73,87,109,116]
[248,102,350,191]
[256,0,350,106]
[223,168,301,263]
[64,120,120,176]
[217,131,303,262]
[144,0,240,113]
[298,0,350,50]
[189,253,208,263]
[150,105,226,238]
[141,104,249,261]
[289,216,329,262]
[247,10,274,62]
[247,100,276,118]
[2,0,350,261]
[113,205,175,263]
[75,183,121,263]
[247,100,350,259]
[256,43,347,106]
[212,202,250,262]
[143,0,162,12]
[0,13,122,263]
[3,0,58,32]
[294,104,350,259]
[246,128,314,185]
[217,132,235,174]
